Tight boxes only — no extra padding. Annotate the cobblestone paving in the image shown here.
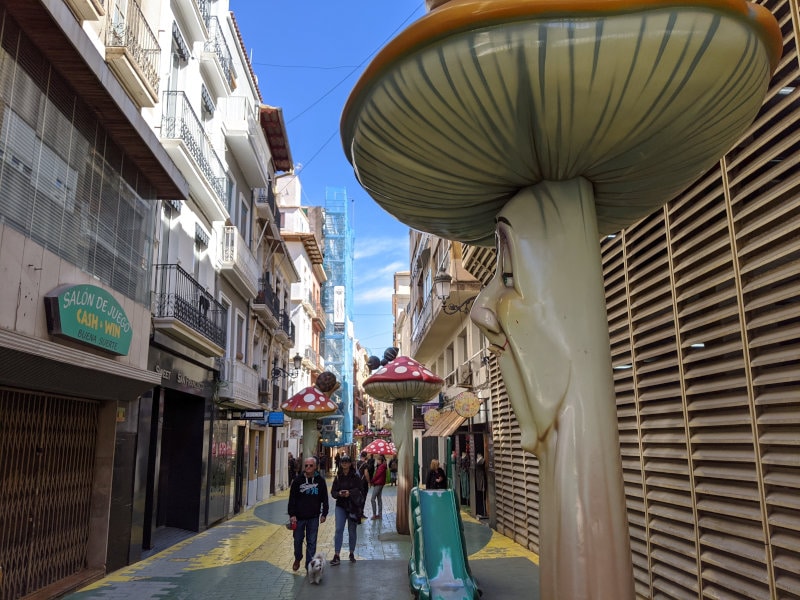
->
[66,481,539,599]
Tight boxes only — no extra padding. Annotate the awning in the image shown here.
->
[423,410,467,437]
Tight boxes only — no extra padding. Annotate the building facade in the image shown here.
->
[0,0,305,597]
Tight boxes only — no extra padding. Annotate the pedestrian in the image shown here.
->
[388,455,398,486]
[357,451,368,477]
[319,453,327,477]
[369,454,387,519]
[367,453,376,480]
[287,456,328,572]
[288,452,296,482]
[329,455,367,565]
[426,458,447,490]
[334,451,341,475]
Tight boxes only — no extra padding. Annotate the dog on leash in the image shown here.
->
[307,552,326,584]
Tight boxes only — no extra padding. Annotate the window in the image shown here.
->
[236,313,245,361]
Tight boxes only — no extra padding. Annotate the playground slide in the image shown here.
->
[409,487,481,600]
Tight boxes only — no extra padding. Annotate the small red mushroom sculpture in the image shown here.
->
[281,380,338,463]
[363,356,443,534]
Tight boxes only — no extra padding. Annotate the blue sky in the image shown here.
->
[231,0,426,356]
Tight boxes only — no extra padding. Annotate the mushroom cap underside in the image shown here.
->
[341,1,781,245]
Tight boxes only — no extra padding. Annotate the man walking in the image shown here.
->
[288,456,328,571]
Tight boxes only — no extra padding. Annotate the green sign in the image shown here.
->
[45,284,133,356]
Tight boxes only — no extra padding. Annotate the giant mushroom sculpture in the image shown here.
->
[342,0,781,597]
[363,356,443,534]
[281,383,338,462]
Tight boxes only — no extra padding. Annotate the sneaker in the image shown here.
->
[292,559,300,571]
[371,515,380,520]
[349,552,356,563]
[330,555,341,566]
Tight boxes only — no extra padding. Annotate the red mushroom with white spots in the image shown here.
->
[281,385,338,463]
[364,356,443,534]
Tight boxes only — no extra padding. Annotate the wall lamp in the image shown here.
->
[433,269,477,315]
[272,352,303,381]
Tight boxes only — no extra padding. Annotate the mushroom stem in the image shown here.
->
[301,419,320,464]
[393,400,413,535]
[472,178,634,598]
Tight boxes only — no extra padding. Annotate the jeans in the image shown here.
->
[333,505,357,554]
[370,484,384,516]
[293,516,320,567]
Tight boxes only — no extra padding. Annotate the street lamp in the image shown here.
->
[433,269,477,315]
[272,352,303,381]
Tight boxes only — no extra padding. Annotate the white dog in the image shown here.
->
[306,552,326,584]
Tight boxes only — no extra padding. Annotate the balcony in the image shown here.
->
[66,0,105,22]
[275,311,294,345]
[222,96,270,187]
[312,301,327,331]
[411,277,481,364]
[219,225,259,298]
[105,0,159,108]
[201,16,235,97]
[258,378,272,406]
[252,275,281,326]
[304,346,324,372]
[254,186,277,221]
[152,264,226,356]
[216,358,260,409]
[161,90,228,222]
[172,0,209,43]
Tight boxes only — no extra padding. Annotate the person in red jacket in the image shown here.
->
[369,454,388,519]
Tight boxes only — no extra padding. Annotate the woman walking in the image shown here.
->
[330,455,368,564]
[369,455,387,519]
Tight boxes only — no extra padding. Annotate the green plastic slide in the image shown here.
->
[409,487,481,600]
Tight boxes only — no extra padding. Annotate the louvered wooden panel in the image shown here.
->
[629,210,696,599]
[727,2,800,592]
[603,233,651,597]
[489,355,542,553]
[469,0,800,589]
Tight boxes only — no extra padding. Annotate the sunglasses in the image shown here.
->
[304,463,315,467]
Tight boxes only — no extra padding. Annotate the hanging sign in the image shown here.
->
[225,410,266,420]
[44,284,132,356]
[454,391,481,418]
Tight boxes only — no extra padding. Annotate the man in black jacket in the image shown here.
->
[288,456,328,571]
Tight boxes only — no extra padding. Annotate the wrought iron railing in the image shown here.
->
[221,225,259,292]
[304,346,318,365]
[161,90,227,202]
[254,186,276,215]
[313,301,327,328]
[280,311,294,341]
[411,291,434,347]
[254,276,281,318]
[195,0,210,25]
[152,264,226,347]
[106,0,160,93]
[204,16,234,87]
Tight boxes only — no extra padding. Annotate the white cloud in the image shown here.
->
[354,236,407,260]
[356,286,395,303]
[376,260,407,274]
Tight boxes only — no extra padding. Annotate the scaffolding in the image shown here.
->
[321,187,355,445]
